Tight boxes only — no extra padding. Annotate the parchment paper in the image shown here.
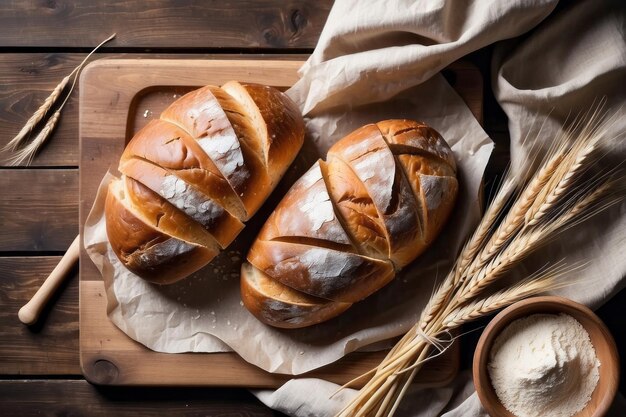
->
[83,67,492,374]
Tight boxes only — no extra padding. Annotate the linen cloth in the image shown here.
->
[255,0,626,415]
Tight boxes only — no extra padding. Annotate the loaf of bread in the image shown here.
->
[105,82,304,284]
[241,120,458,328]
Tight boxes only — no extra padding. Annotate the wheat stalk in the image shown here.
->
[5,110,62,166]
[2,75,72,153]
[418,175,517,329]
[458,144,566,284]
[334,108,623,417]
[442,264,575,329]
[419,143,562,328]
[457,107,616,290]
[2,33,116,165]
[450,112,558,285]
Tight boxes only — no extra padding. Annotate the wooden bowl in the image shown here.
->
[473,296,619,417]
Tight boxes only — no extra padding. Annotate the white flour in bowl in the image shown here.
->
[488,313,600,417]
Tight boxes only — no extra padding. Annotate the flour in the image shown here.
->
[488,313,600,417]
[160,175,224,228]
[298,189,335,231]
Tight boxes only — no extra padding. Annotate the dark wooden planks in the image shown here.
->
[0,257,79,375]
[0,0,331,49]
[0,380,277,416]
[0,169,77,252]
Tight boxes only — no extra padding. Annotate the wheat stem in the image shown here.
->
[5,110,62,166]
[456,175,517,282]
[461,148,564,280]
[526,137,597,226]
[2,33,116,165]
[2,76,71,154]
[419,175,516,328]
[383,347,430,416]
[444,274,564,329]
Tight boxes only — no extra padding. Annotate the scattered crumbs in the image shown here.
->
[210,311,215,315]
[402,279,408,283]
[211,324,216,329]
[173,94,179,99]
[176,296,181,301]
[234,325,238,330]
[143,109,151,118]
[468,149,475,156]
[231,256,240,262]
[239,301,244,307]
[182,303,187,308]
[213,268,219,274]
[299,351,304,355]
[226,320,231,326]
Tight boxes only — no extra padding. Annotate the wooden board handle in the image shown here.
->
[18,234,80,325]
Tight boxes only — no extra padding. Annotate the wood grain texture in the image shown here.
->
[0,380,277,417]
[0,169,77,252]
[0,0,331,49]
[81,281,458,388]
[77,58,479,388]
[0,257,79,375]
[0,53,310,167]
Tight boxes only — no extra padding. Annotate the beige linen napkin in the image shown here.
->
[255,0,626,415]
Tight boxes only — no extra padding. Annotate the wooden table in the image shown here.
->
[0,2,623,415]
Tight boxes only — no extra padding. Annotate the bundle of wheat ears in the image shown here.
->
[336,106,624,417]
[1,34,115,166]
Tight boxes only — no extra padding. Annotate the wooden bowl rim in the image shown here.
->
[472,295,620,417]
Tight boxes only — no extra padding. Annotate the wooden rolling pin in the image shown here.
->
[18,234,80,325]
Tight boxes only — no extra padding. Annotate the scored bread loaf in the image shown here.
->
[105,82,304,284]
[241,120,458,328]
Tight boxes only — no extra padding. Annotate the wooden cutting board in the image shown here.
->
[79,58,481,387]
